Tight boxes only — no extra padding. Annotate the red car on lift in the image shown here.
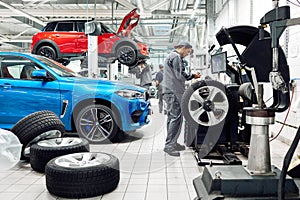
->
[31,8,149,66]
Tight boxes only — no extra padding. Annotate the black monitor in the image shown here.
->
[211,51,227,74]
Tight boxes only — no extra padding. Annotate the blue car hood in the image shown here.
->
[64,77,145,92]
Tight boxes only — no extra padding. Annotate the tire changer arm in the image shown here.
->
[259,5,300,111]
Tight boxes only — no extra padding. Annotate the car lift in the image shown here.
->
[193,4,300,199]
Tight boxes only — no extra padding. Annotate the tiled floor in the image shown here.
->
[0,99,297,200]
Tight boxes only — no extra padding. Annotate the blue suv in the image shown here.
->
[0,52,150,143]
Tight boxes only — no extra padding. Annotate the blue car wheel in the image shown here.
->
[75,104,119,143]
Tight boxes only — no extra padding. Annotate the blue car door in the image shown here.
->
[0,59,61,129]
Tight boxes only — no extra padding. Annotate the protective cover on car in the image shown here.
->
[0,128,22,170]
[117,8,140,36]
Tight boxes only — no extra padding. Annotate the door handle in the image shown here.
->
[54,34,60,37]
[1,83,12,89]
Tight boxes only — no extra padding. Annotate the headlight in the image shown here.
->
[115,89,145,99]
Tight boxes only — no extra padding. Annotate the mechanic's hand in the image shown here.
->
[194,72,201,79]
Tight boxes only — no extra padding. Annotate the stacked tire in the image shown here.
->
[46,152,120,198]
[11,110,65,160]
[30,137,90,173]
[11,110,120,198]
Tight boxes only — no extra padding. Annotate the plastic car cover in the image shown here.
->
[0,129,22,170]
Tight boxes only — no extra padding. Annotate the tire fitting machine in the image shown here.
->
[193,4,300,199]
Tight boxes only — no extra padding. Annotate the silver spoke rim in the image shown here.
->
[188,85,229,126]
[37,137,82,147]
[207,111,219,126]
[190,91,205,104]
[214,101,229,112]
[79,106,113,142]
[24,130,62,157]
[55,152,111,168]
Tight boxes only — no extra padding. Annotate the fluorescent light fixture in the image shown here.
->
[22,0,57,2]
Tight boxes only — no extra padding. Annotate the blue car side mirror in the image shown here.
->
[31,69,47,79]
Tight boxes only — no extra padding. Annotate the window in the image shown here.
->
[77,22,85,32]
[0,56,40,79]
[44,22,56,31]
[56,22,74,32]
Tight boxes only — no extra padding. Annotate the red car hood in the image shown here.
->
[117,8,140,36]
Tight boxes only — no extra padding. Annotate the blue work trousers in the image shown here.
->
[164,93,183,148]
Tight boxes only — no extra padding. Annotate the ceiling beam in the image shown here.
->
[114,0,136,10]
[0,1,46,26]
[148,0,169,12]
[0,9,203,19]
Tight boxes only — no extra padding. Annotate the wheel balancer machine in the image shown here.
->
[193,5,300,199]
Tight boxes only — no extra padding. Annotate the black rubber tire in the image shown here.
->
[30,137,90,173]
[181,80,229,128]
[116,44,137,66]
[36,45,57,60]
[45,152,120,198]
[11,110,65,160]
[75,104,119,144]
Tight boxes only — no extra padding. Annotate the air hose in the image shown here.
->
[278,82,297,199]
[278,124,300,199]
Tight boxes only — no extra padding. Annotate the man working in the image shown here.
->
[136,60,152,89]
[162,41,201,156]
[155,64,164,114]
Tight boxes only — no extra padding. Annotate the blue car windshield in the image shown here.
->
[35,56,79,77]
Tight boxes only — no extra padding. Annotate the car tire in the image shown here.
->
[75,105,119,143]
[30,137,89,173]
[11,110,65,160]
[36,45,57,60]
[45,152,120,198]
[116,44,137,66]
[181,80,229,128]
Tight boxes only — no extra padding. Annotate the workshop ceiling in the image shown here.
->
[0,0,207,54]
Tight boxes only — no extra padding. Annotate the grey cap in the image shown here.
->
[174,41,192,49]
[159,64,164,68]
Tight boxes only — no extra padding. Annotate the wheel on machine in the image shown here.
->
[11,110,65,160]
[116,44,138,66]
[181,80,230,156]
[75,104,119,143]
[45,152,120,198]
[36,45,57,60]
[30,137,89,173]
[181,80,229,128]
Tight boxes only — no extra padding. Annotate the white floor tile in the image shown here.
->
[123,192,146,200]
[1,102,295,200]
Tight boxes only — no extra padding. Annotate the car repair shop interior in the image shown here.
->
[1,0,300,199]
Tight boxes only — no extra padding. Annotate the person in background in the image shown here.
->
[161,41,201,157]
[155,64,164,113]
[136,60,152,89]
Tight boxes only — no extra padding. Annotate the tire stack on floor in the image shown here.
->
[11,110,120,198]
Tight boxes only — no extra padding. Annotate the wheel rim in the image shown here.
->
[37,137,82,147]
[78,107,114,142]
[118,46,136,64]
[55,152,110,168]
[24,130,62,156]
[188,85,229,126]
[39,48,55,59]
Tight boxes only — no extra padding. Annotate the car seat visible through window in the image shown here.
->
[20,64,35,79]
[2,65,13,78]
